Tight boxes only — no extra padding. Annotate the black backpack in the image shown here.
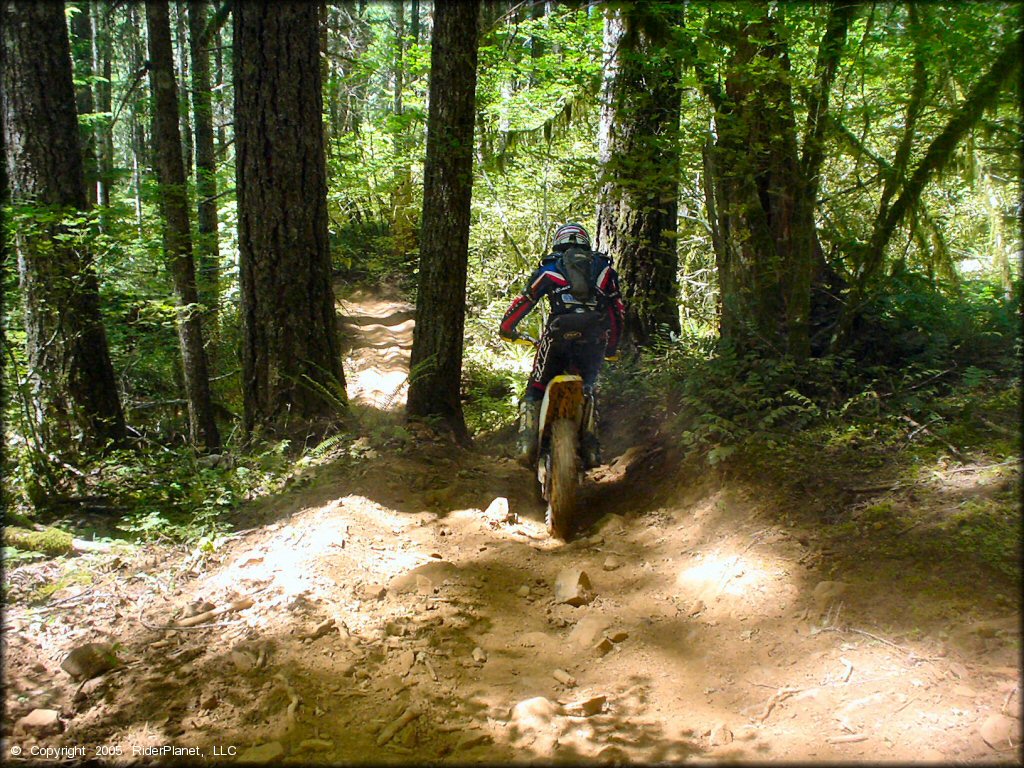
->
[557,246,599,305]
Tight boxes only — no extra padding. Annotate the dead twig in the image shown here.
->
[839,657,854,683]
[1002,684,1019,716]
[827,733,868,744]
[939,459,1021,475]
[376,706,420,746]
[756,686,805,723]
[900,415,964,460]
[275,673,300,723]
[138,596,254,631]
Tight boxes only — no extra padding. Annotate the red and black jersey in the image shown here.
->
[499,251,626,356]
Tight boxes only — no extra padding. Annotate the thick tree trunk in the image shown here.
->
[69,2,98,207]
[145,0,220,450]
[596,3,683,346]
[701,5,853,359]
[188,0,220,329]
[234,1,344,436]
[406,0,481,440]
[1,0,125,455]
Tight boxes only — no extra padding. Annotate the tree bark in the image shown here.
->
[69,2,98,207]
[406,0,481,440]
[1,0,125,455]
[145,0,220,450]
[188,0,220,329]
[596,2,684,347]
[234,1,344,436]
[90,1,114,209]
[700,4,853,358]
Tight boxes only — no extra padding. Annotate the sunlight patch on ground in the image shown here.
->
[675,548,795,611]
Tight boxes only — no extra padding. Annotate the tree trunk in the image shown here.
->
[406,0,481,440]
[173,1,193,179]
[91,1,114,209]
[1,0,125,456]
[145,0,220,450]
[596,2,683,347]
[699,5,853,359]
[188,0,220,329]
[234,1,344,436]
[69,2,98,207]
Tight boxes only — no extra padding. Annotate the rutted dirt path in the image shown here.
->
[3,286,1020,764]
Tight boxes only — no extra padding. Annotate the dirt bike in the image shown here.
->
[515,321,601,540]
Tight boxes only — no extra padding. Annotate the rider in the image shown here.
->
[499,222,625,468]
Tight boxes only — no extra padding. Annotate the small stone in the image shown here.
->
[568,613,611,647]
[60,642,119,681]
[552,668,577,687]
[563,695,606,717]
[359,584,387,601]
[416,575,433,596]
[812,581,849,611]
[14,708,62,736]
[236,741,284,764]
[980,713,1021,750]
[517,585,531,598]
[510,696,562,733]
[595,637,615,656]
[554,568,595,606]
[484,497,509,520]
[709,722,733,746]
[397,649,416,676]
[297,739,334,752]
[597,745,629,763]
[230,651,254,673]
[602,555,622,571]
[472,647,487,663]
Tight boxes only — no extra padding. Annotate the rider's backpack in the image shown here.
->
[557,246,599,305]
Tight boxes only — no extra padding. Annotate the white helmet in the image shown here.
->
[552,222,591,250]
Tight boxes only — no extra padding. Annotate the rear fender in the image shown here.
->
[538,375,584,449]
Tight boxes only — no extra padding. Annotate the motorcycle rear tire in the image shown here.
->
[545,419,578,540]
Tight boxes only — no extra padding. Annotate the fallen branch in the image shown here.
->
[376,706,420,746]
[138,597,254,631]
[756,687,805,723]
[938,458,1021,475]
[827,733,868,744]
[174,597,254,628]
[900,415,964,460]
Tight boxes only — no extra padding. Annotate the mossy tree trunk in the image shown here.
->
[1,0,126,457]
[596,2,684,347]
[406,0,482,441]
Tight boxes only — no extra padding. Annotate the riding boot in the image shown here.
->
[516,400,541,466]
[581,392,602,469]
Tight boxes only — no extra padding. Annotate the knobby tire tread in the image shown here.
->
[546,419,578,540]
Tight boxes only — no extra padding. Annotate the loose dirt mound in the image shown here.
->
[3,287,1020,765]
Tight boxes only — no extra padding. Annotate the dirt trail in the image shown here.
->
[3,287,1020,764]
